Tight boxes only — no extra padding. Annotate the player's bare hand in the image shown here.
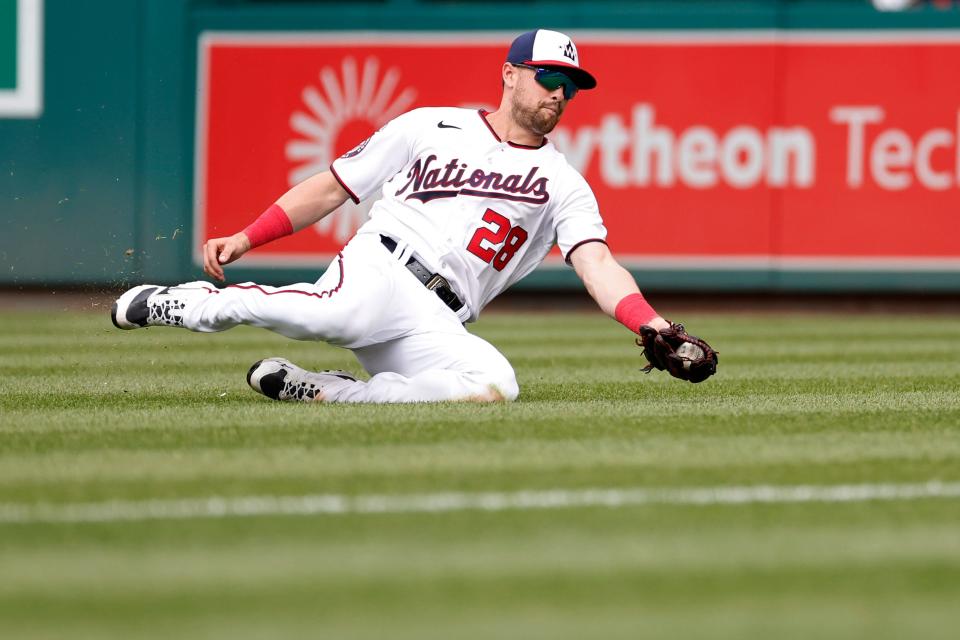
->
[203,233,251,281]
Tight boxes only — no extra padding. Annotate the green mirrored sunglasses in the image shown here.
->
[513,63,579,100]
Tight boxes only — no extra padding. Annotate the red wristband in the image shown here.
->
[242,203,294,249]
[614,293,659,334]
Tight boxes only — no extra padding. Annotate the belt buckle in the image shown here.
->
[425,274,449,291]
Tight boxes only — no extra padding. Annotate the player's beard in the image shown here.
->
[510,86,564,136]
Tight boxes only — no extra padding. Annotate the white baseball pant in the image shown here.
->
[181,232,519,403]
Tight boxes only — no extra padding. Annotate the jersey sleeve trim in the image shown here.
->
[330,164,361,204]
[563,238,608,266]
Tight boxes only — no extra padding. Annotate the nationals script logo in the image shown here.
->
[395,154,550,205]
[286,56,416,242]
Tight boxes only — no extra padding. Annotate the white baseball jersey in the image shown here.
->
[330,106,607,322]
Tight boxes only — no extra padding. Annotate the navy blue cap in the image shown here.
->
[506,29,597,89]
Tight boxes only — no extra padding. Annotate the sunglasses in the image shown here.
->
[513,63,579,100]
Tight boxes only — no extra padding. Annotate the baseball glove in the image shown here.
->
[637,323,718,383]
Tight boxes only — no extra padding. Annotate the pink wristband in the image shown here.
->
[242,203,294,249]
[614,293,659,333]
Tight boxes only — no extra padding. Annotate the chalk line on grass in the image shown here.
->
[1,481,958,524]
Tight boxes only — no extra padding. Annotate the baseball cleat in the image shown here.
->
[246,358,357,402]
[111,281,214,330]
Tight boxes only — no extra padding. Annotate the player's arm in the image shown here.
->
[569,241,670,332]
[202,171,349,281]
[572,240,719,382]
[276,170,351,229]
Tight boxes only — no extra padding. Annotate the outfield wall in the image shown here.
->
[2,0,960,292]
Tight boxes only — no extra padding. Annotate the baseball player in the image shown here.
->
[112,29,717,403]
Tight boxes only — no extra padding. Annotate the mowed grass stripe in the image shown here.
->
[2,481,959,524]
[2,429,959,485]
[3,385,958,426]
[1,308,959,639]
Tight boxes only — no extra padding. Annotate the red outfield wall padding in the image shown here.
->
[195,33,960,270]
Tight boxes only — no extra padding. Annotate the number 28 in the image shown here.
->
[466,209,528,271]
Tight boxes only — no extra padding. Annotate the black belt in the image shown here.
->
[380,235,464,312]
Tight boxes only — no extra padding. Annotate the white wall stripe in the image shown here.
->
[197,30,960,47]
[217,252,960,272]
[0,0,43,117]
[2,482,959,524]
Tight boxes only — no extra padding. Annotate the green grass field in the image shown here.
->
[2,307,959,639]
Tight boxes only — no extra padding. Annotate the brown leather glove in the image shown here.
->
[638,323,718,383]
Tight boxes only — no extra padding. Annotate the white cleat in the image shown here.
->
[111,281,215,330]
[246,357,357,402]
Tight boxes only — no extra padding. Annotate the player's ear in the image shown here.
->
[502,62,519,90]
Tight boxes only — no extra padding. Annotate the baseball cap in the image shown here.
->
[506,29,597,90]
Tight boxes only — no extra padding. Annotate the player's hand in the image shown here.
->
[202,232,251,281]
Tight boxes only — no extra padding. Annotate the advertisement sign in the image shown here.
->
[0,0,42,118]
[195,31,960,270]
